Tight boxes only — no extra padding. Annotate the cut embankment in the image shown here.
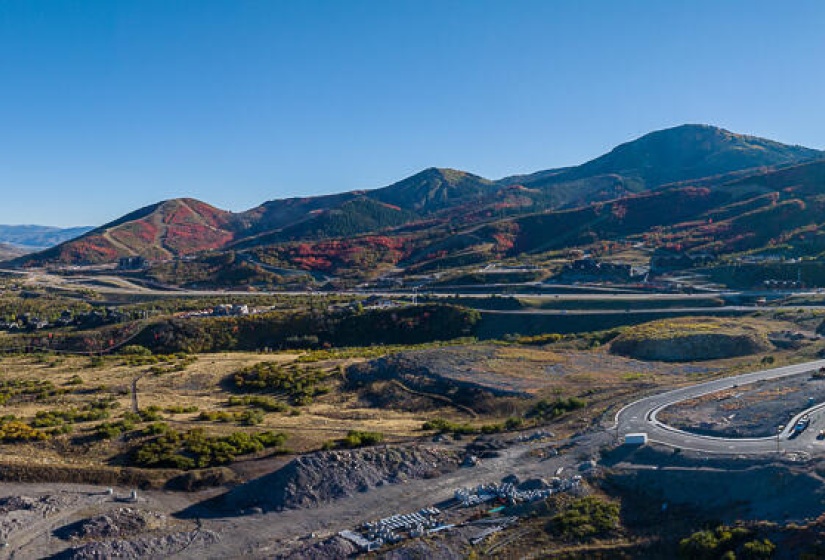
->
[610,317,772,362]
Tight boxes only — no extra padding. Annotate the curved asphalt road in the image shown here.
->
[615,359,825,455]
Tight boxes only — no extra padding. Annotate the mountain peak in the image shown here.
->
[417,167,476,182]
[629,123,777,147]
[370,167,494,213]
[542,123,823,193]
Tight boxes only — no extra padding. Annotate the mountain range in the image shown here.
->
[7,124,825,281]
[0,225,93,250]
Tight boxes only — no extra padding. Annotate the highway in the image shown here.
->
[615,359,825,455]
[480,306,760,316]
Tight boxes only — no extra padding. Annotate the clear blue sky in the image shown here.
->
[1,0,823,226]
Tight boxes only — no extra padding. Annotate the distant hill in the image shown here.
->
[11,198,238,266]
[0,224,93,249]
[237,191,358,237]
[234,197,418,247]
[0,242,28,260]
[9,124,823,271]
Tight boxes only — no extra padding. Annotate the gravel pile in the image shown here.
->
[0,494,66,516]
[57,508,168,541]
[56,529,220,559]
[276,536,359,559]
[377,539,466,560]
[227,445,460,511]
[0,494,78,542]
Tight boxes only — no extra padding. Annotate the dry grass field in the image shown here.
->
[0,351,439,466]
[0,307,820,483]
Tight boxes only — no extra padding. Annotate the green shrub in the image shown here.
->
[679,525,774,560]
[96,419,135,439]
[742,539,776,560]
[143,422,172,436]
[198,410,239,423]
[342,430,384,448]
[139,406,164,422]
[239,409,264,426]
[119,345,153,356]
[422,418,477,435]
[31,405,111,428]
[227,395,288,412]
[0,378,66,405]
[133,428,287,469]
[527,397,586,421]
[231,362,330,405]
[164,404,200,414]
[548,496,620,540]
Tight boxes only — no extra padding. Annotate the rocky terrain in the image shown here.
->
[55,507,169,540]
[220,445,461,512]
[57,529,221,559]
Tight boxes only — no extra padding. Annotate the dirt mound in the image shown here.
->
[223,446,460,511]
[55,529,220,559]
[610,317,771,361]
[0,495,60,514]
[1,494,82,543]
[279,533,466,560]
[55,508,168,541]
[348,346,535,415]
[277,536,359,559]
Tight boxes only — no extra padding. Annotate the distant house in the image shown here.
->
[363,295,397,309]
[118,256,148,270]
[211,304,250,317]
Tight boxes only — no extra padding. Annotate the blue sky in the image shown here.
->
[1,0,823,226]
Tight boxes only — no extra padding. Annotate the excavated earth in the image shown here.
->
[658,372,825,437]
[218,445,462,512]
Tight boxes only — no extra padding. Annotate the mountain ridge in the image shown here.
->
[8,124,824,269]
